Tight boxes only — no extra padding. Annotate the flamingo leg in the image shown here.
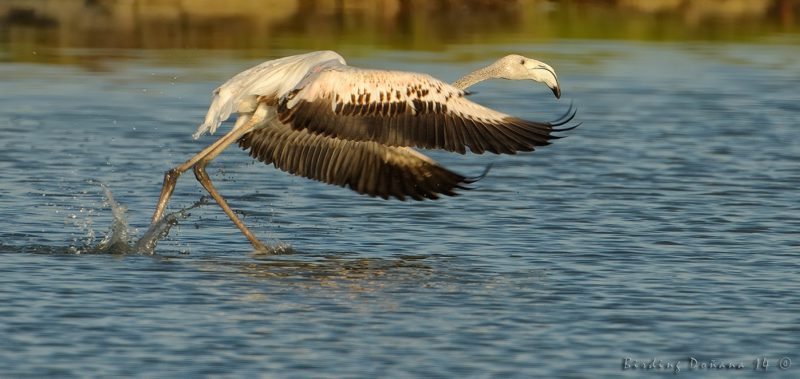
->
[191,125,268,251]
[151,107,270,250]
[151,135,230,224]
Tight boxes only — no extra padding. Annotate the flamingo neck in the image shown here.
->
[452,65,498,90]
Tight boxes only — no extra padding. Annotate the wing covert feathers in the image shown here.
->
[277,68,576,154]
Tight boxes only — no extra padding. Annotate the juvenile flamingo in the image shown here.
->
[151,51,577,250]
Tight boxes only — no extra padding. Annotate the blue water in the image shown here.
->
[1,42,798,377]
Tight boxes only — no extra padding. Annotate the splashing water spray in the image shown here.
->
[77,181,292,255]
[82,180,208,254]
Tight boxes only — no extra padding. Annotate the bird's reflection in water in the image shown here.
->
[172,250,439,298]
[237,253,434,290]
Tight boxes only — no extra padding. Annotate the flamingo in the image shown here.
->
[150,50,577,251]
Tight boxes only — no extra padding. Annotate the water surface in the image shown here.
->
[0,40,798,377]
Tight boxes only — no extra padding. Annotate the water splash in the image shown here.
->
[75,180,208,255]
[133,197,207,255]
[92,183,134,253]
[75,181,292,255]
[255,242,296,255]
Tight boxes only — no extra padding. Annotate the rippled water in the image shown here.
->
[1,41,798,377]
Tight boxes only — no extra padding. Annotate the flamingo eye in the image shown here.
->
[519,59,525,65]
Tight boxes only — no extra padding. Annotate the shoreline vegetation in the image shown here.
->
[1,0,797,63]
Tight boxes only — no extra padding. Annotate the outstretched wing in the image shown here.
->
[237,122,480,200]
[277,67,575,154]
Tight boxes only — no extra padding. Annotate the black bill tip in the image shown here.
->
[551,85,561,99]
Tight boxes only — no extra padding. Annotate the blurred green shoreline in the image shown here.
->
[1,0,798,64]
